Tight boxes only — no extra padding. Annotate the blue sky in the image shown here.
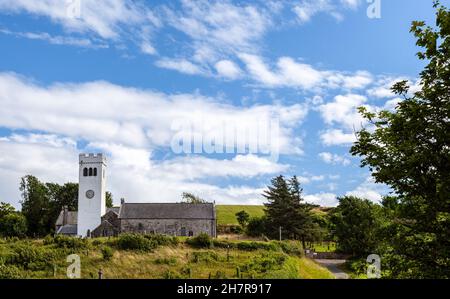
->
[0,0,443,208]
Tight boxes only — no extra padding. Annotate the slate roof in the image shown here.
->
[56,224,78,235]
[119,203,216,220]
[55,207,120,226]
[55,211,78,226]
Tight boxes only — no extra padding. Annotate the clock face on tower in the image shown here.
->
[86,190,95,199]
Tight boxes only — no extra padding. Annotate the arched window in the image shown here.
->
[93,168,97,176]
[83,168,88,176]
[89,168,93,176]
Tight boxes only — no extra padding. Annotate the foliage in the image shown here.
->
[330,196,383,256]
[9,243,57,271]
[101,246,114,261]
[246,216,269,237]
[186,233,212,248]
[0,202,27,237]
[20,176,78,237]
[144,234,179,246]
[53,235,89,251]
[181,192,207,204]
[105,191,114,208]
[263,175,319,246]
[0,264,23,279]
[116,233,155,251]
[235,210,250,228]
[350,1,450,278]
[190,251,219,263]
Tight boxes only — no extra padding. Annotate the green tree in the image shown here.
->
[0,202,27,237]
[331,196,383,256]
[181,192,207,204]
[20,175,52,237]
[106,191,113,208]
[350,1,450,278]
[263,175,317,246]
[235,210,250,228]
[0,202,15,218]
[0,213,27,237]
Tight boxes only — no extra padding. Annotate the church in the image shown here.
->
[55,153,217,238]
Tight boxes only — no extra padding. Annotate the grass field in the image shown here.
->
[0,236,334,279]
[216,205,265,225]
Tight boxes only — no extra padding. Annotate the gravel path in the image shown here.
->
[314,259,349,279]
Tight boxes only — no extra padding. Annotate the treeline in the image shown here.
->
[0,175,114,237]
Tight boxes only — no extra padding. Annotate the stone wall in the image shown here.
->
[120,218,216,237]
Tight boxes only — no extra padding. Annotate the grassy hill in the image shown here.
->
[216,205,265,225]
[0,235,334,279]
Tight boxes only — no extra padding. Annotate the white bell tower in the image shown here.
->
[77,153,106,237]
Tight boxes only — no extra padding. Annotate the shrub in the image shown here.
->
[186,233,212,248]
[191,251,219,263]
[246,216,269,237]
[277,240,304,257]
[144,234,179,246]
[212,239,236,249]
[53,235,88,251]
[101,246,114,261]
[241,252,287,274]
[117,233,155,251]
[9,243,56,270]
[236,241,278,251]
[0,264,22,279]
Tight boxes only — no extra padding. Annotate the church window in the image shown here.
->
[93,168,97,176]
[89,168,93,176]
[188,231,194,237]
[181,227,187,236]
[83,168,88,176]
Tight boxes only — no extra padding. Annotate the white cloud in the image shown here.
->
[318,94,367,129]
[155,58,205,75]
[239,54,372,91]
[0,28,107,49]
[292,0,362,24]
[320,129,356,146]
[215,60,242,79]
[0,72,307,154]
[346,176,385,203]
[304,192,338,207]
[319,152,350,166]
[163,1,272,58]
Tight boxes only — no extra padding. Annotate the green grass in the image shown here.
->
[216,205,265,225]
[0,237,334,279]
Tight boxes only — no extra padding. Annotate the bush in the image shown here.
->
[186,233,212,248]
[117,233,155,251]
[144,234,179,246]
[101,246,114,261]
[246,216,269,237]
[53,235,88,251]
[236,241,278,252]
[191,251,219,263]
[9,243,56,270]
[0,264,22,279]
[277,240,304,257]
[212,239,236,249]
[241,252,287,274]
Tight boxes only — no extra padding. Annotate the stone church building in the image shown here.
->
[55,153,217,238]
